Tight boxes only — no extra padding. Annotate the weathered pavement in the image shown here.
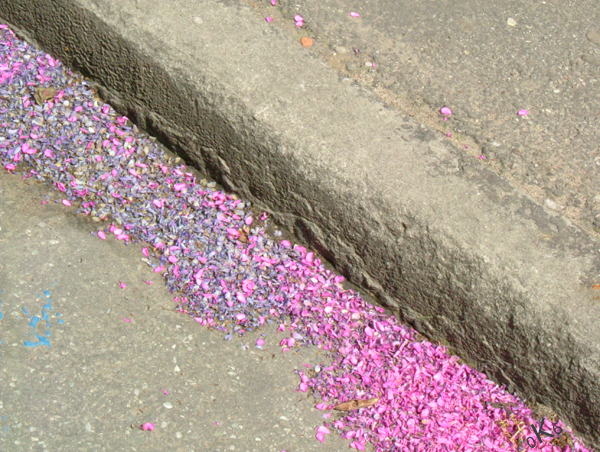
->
[0,0,599,449]
[0,169,351,451]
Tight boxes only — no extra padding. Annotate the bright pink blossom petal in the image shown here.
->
[440,107,452,115]
[350,12,360,17]
[97,231,106,240]
[62,199,71,207]
[141,423,154,431]
[518,109,529,116]
[226,228,240,237]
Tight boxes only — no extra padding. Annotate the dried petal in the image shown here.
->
[333,398,379,411]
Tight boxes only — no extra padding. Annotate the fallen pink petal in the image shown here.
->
[121,317,131,323]
[62,199,71,207]
[316,425,330,442]
[440,107,452,115]
[119,281,126,289]
[226,227,240,237]
[265,17,274,22]
[97,231,106,240]
[317,426,330,435]
[350,12,360,17]
[143,280,152,285]
[141,423,154,431]
[518,109,529,116]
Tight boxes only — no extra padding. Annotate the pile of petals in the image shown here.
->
[0,24,593,452]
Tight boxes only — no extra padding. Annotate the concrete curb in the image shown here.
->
[2,0,600,447]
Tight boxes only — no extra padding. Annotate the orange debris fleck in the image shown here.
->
[301,37,313,47]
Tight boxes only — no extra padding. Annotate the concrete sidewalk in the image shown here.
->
[1,0,599,449]
[0,170,350,452]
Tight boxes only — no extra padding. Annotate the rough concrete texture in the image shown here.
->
[271,0,600,236]
[1,0,599,448]
[0,169,350,452]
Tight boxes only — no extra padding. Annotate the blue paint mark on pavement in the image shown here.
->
[24,289,55,348]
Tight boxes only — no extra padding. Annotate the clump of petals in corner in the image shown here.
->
[440,107,452,121]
